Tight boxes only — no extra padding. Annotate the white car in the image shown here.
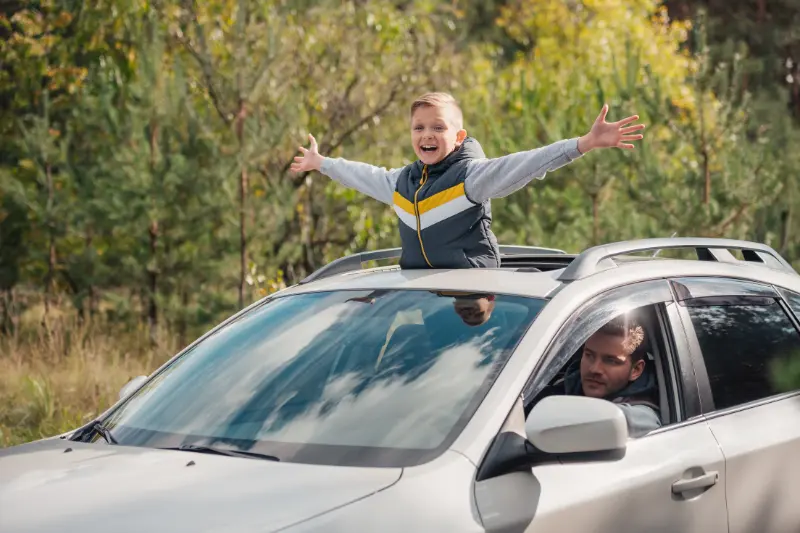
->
[2,237,800,533]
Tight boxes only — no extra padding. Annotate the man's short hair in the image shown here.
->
[598,315,647,361]
[410,92,464,130]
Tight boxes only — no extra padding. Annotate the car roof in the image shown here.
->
[277,266,564,299]
[275,238,799,300]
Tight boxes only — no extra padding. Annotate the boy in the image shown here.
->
[291,92,644,269]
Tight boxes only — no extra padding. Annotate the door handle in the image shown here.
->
[672,471,719,494]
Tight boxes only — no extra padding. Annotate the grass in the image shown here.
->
[0,310,180,448]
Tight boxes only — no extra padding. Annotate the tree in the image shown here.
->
[463,0,698,250]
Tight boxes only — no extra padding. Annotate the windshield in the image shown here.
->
[92,289,546,467]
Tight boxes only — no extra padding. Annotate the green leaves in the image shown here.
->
[0,0,798,341]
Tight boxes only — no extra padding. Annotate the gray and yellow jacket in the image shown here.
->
[319,137,584,269]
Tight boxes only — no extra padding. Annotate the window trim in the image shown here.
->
[672,301,715,413]
[702,390,800,422]
[661,301,701,419]
[670,277,800,416]
[671,276,779,302]
[776,286,800,332]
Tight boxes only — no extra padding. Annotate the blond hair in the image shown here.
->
[410,92,464,130]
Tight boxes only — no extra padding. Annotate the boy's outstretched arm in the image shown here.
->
[291,134,399,206]
[464,105,645,204]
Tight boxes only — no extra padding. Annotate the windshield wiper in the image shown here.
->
[161,444,280,462]
[90,421,118,445]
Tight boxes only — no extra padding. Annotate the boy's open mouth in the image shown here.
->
[421,145,438,152]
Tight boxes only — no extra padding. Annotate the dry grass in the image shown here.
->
[0,310,180,448]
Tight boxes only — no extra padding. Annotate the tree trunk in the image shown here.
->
[86,227,96,318]
[591,192,600,246]
[699,86,710,205]
[779,207,792,255]
[702,147,711,205]
[148,219,158,346]
[88,285,96,319]
[234,0,249,309]
[44,162,55,326]
[1,288,12,335]
[148,119,159,346]
[792,61,800,120]
[300,178,316,274]
[179,287,189,349]
[237,99,248,310]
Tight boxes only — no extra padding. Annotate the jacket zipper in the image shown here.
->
[414,165,433,267]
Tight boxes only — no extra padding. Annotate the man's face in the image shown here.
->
[580,331,644,398]
[410,105,467,165]
[453,296,495,327]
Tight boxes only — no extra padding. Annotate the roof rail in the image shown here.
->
[299,245,567,284]
[300,248,402,284]
[557,237,795,282]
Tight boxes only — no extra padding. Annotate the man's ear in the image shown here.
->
[455,129,467,146]
[629,358,645,381]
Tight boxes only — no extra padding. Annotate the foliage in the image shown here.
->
[2,0,800,446]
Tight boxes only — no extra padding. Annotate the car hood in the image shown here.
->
[0,438,401,533]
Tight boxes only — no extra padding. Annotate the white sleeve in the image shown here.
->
[464,138,583,203]
[319,157,402,205]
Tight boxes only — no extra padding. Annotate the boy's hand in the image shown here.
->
[291,134,324,173]
[578,104,645,153]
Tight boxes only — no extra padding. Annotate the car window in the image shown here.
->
[671,277,776,300]
[780,289,800,320]
[522,280,689,436]
[91,289,546,467]
[524,279,674,400]
[684,297,800,411]
[526,303,673,437]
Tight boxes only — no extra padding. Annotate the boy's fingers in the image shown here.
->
[298,146,308,154]
[309,133,318,150]
[615,115,640,126]
[620,134,644,142]
[618,143,635,150]
[620,124,646,134]
[597,104,609,123]
[294,156,304,162]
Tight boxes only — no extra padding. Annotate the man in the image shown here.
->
[561,315,662,438]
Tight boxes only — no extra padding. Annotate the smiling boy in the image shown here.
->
[291,92,645,269]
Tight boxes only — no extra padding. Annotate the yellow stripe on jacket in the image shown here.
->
[393,183,474,231]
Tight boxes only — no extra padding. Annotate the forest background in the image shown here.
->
[2,0,799,446]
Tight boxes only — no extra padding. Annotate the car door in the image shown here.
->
[474,280,729,533]
[671,277,800,533]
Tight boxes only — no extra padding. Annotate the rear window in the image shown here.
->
[94,289,546,467]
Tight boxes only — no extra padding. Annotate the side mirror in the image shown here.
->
[525,395,628,454]
[118,375,148,401]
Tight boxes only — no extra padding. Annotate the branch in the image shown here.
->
[174,0,231,126]
[311,238,351,246]
[713,203,750,236]
[282,83,402,183]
